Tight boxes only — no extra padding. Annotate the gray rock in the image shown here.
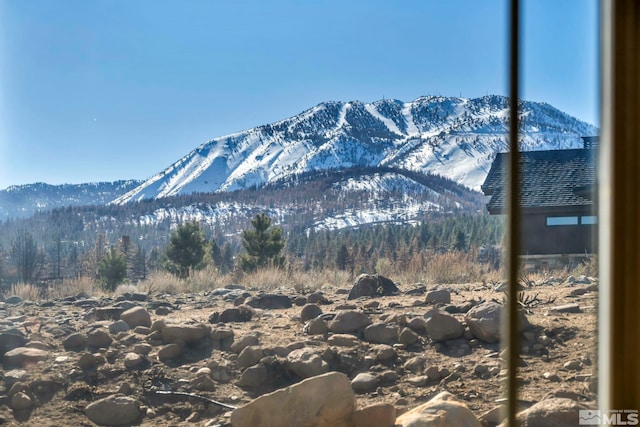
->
[300,304,323,322]
[406,317,428,334]
[3,347,48,369]
[374,344,397,362]
[425,310,465,341]
[78,353,100,370]
[11,392,33,410]
[158,343,183,362]
[548,303,581,314]
[0,330,27,356]
[161,323,210,344]
[87,329,113,349]
[352,403,396,427]
[236,363,268,389]
[328,310,372,334]
[208,362,233,383]
[303,317,329,335]
[237,346,264,369]
[231,371,355,427]
[5,296,24,305]
[213,306,254,323]
[287,347,329,378]
[327,334,360,347]
[425,365,441,381]
[245,294,292,309]
[230,334,260,354]
[404,355,427,373]
[465,301,529,343]
[108,320,130,335]
[307,291,330,305]
[498,397,586,427]
[363,323,399,344]
[396,391,481,427]
[63,333,87,351]
[120,306,151,328]
[397,327,420,346]
[351,372,379,394]
[210,327,234,351]
[85,395,143,426]
[563,360,582,371]
[425,289,451,304]
[348,274,399,300]
[123,352,145,369]
[192,375,217,392]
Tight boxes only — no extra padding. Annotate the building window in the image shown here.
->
[546,216,579,226]
[581,215,598,225]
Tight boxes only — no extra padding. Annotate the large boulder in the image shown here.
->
[464,301,529,344]
[328,310,372,334]
[286,347,329,379]
[497,397,587,427]
[85,394,144,426]
[3,347,49,369]
[425,289,451,304]
[231,372,355,427]
[352,403,397,427]
[245,294,292,309]
[395,391,481,427]
[425,310,465,341]
[119,306,151,328]
[87,329,113,349]
[348,274,399,300]
[363,323,399,344]
[0,330,27,356]
[161,323,210,345]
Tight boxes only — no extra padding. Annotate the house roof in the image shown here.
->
[481,148,597,214]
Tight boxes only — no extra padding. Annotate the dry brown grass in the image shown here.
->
[1,254,595,302]
[140,266,226,295]
[46,277,98,299]
[4,282,42,301]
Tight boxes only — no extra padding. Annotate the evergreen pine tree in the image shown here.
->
[240,213,285,272]
[211,240,224,272]
[98,247,127,292]
[336,244,349,271]
[164,222,208,278]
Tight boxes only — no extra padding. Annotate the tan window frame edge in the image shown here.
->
[599,0,640,415]
[504,1,640,425]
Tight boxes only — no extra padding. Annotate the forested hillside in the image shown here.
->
[0,168,502,285]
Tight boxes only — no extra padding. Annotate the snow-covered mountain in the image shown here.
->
[0,180,142,221]
[113,95,597,205]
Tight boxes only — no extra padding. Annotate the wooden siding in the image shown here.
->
[520,210,597,255]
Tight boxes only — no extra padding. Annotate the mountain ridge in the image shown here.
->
[113,95,597,204]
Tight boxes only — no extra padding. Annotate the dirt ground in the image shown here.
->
[0,275,597,426]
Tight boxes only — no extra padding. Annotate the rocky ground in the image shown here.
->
[0,273,597,426]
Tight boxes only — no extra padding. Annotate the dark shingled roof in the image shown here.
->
[481,148,596,214]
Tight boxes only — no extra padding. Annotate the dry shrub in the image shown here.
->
[141,266,225,295]
[568,255,598,278]
[5,282,41,301]
[423,252,485,284]
[114,283,140,295]
[47,277,97,299]
[290,268,351,294]
[242,267,288,291]
[228,266,350,294]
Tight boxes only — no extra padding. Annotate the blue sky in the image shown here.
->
[0,1,599,189]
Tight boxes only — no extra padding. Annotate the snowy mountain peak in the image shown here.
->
[112,95,597,205]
